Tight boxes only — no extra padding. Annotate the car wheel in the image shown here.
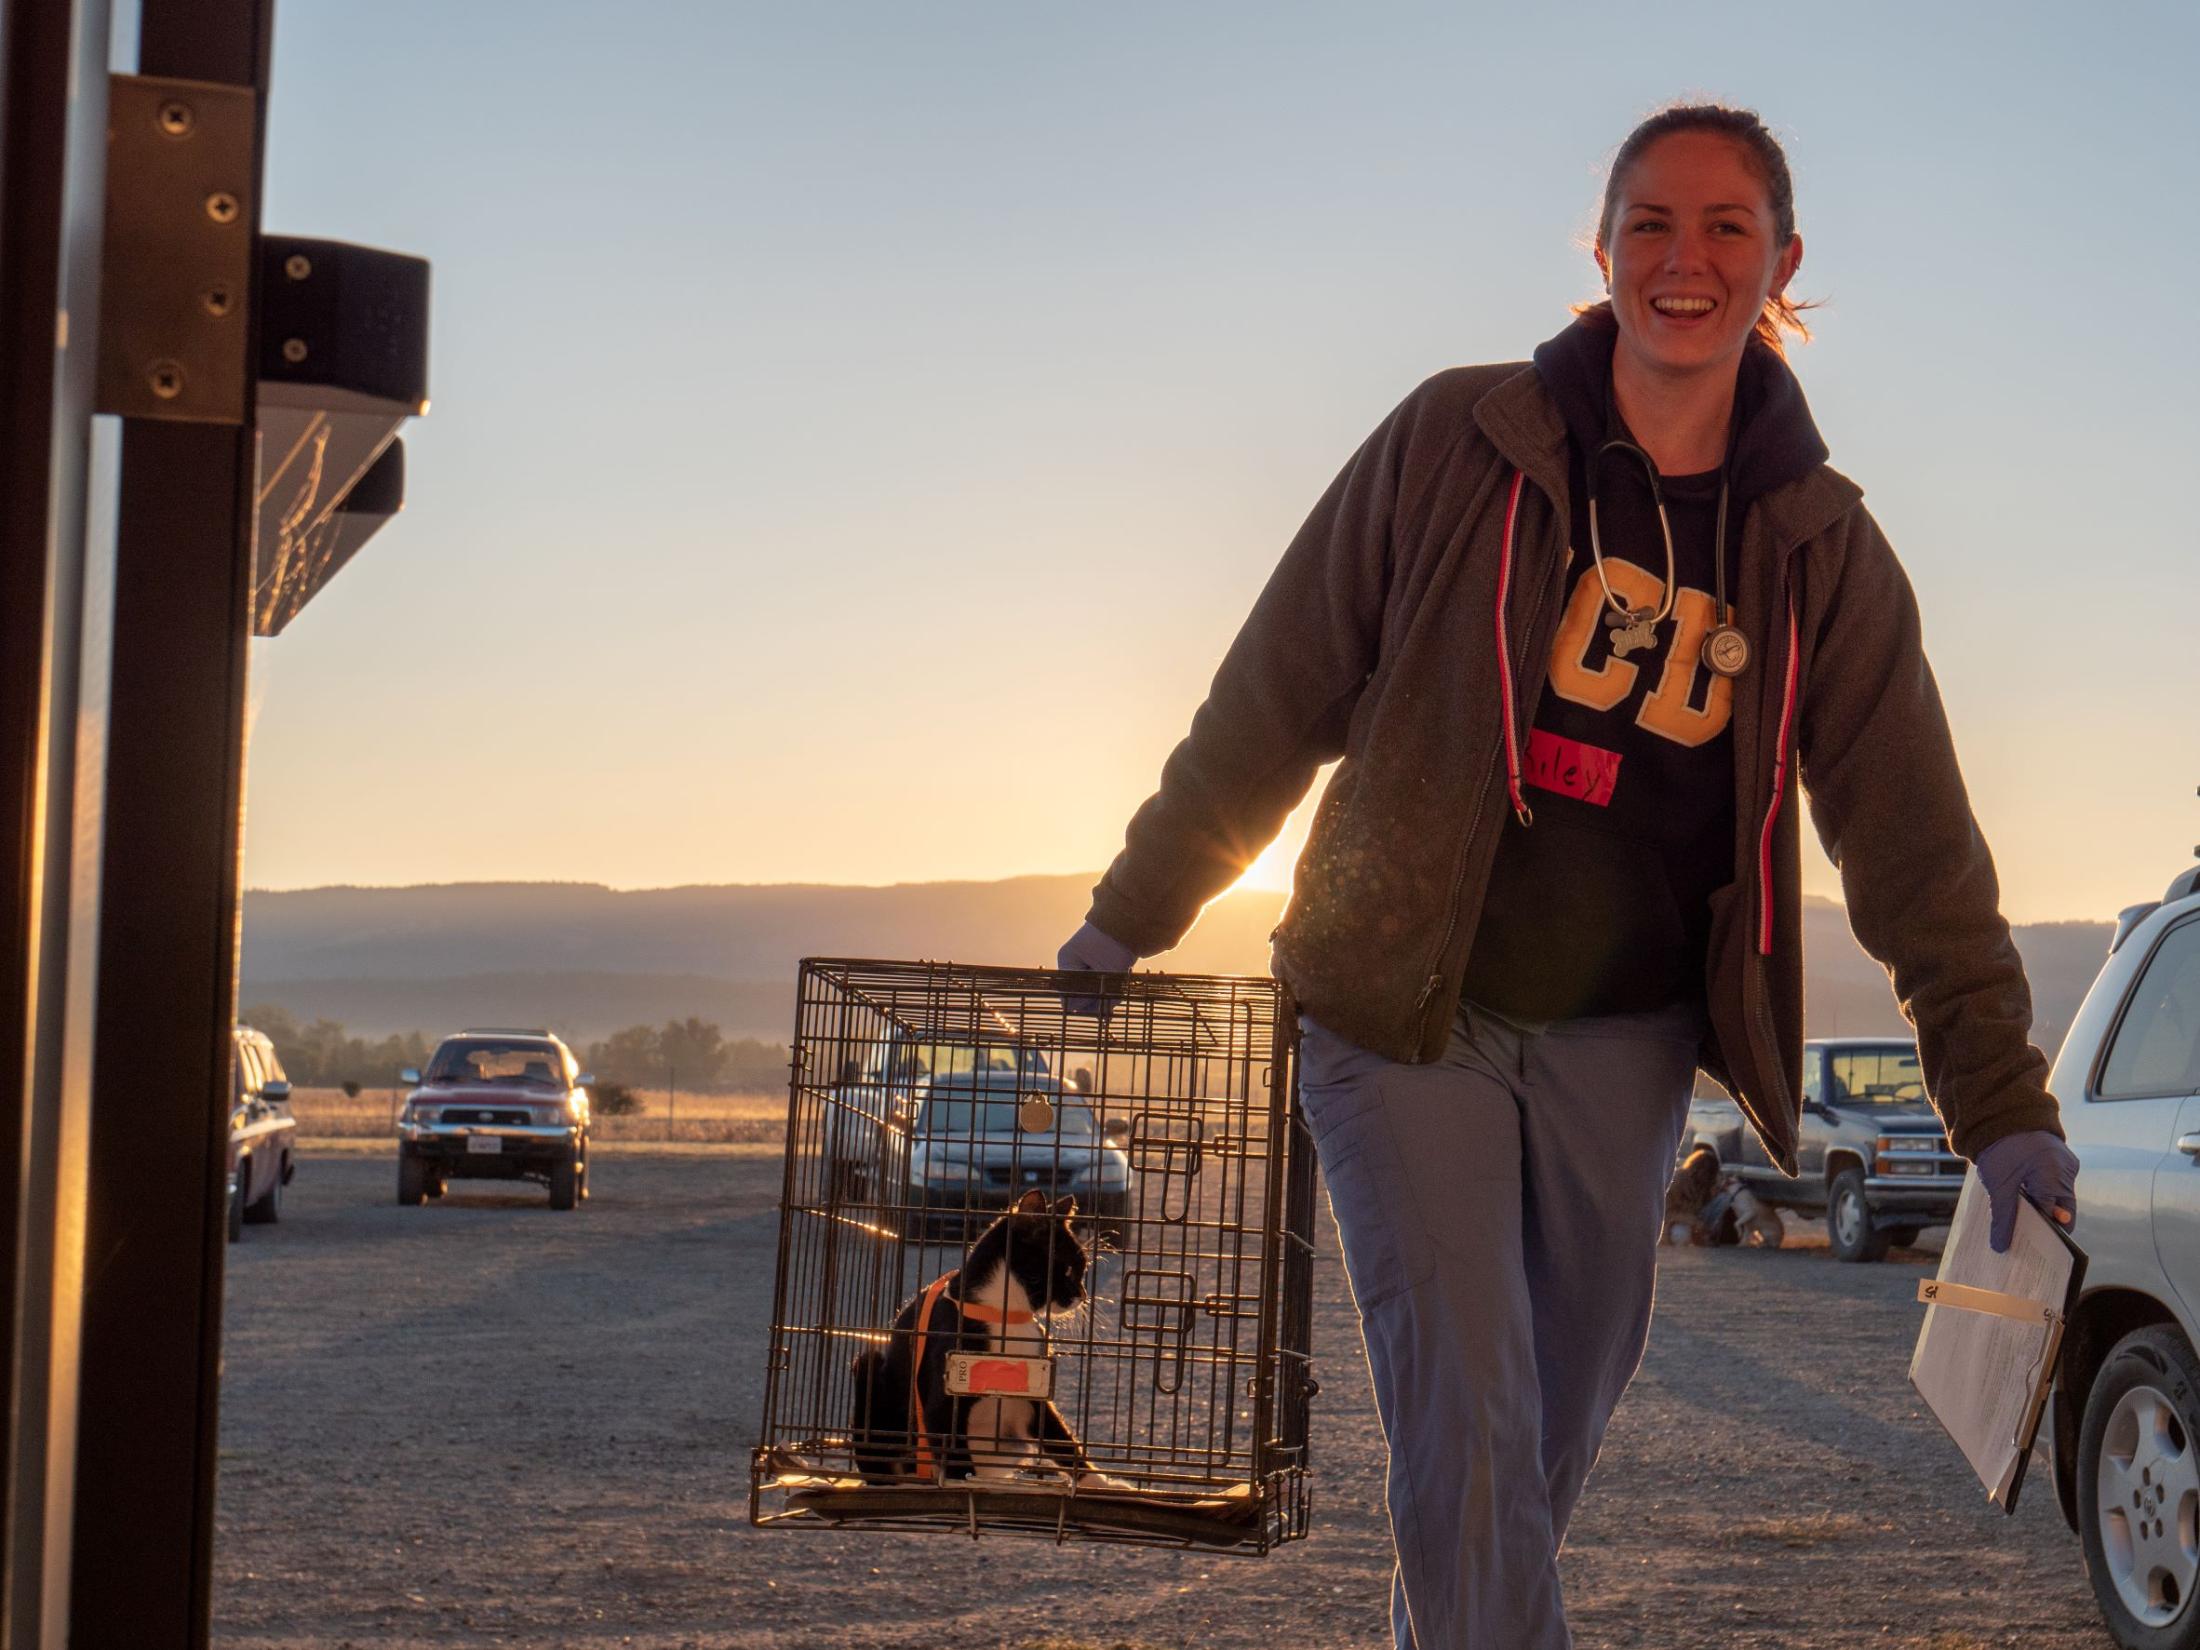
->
[549,1152,579,1211]
[243,1153,284,1224]
[1885,1224,1923,1249]
[1827,1168,1891,1263]
[2079,1325,2200,1650]
[227,1167,246,1243]
[397,1151,429,1207]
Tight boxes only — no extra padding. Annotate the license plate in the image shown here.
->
[467,1134,503,1154]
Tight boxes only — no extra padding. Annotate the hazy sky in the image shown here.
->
[242,2,2199,924]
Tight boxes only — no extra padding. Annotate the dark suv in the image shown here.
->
[1683,1037,1964,1261]
[397,1029,593,1210]
[228,1025,298,1242]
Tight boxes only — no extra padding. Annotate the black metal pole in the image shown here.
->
[1,0,115,1640]
[69,3,274,1646]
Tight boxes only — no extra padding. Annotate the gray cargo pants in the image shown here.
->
[1298,997,1702,1650]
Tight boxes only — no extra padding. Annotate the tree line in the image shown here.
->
[239,1006,789,1095]
[582,1017,789,1093]
[241,1004,431,1090]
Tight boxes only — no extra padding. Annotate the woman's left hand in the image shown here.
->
[1974,1129,2079,1253]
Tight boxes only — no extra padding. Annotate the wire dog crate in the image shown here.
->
[751,959,1316,1552]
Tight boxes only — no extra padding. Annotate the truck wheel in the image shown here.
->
[1827,1168,1890,1263]
[2079,1325,2200,1650]
[397,1151,428,1207]
[227,1167,246,1242]
[549,1152,579,1211]
[244,1153,285,1224]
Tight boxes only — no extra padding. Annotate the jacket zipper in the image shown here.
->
[1742,587,1802,1164]
[1756,594,1801,956]
[1492,471,1534,829]
[1415,469,1543,1036]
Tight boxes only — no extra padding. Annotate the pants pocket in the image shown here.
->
[1302,1075,1435,1310]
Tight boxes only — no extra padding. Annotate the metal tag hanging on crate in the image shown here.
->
[751,958,1317,1552]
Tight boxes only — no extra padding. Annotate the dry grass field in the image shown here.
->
[289,1084,788,1145]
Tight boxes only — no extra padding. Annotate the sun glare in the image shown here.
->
[1233,834,1300,895]
[1230,775,1331,895]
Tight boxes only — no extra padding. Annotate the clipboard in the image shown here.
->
[1908,1174,2085,1514]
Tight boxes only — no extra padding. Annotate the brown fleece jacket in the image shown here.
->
[1086,358,2060,1173]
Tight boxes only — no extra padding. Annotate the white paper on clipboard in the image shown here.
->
[1908,1171,2083,1510]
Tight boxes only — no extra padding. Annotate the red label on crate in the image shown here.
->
[945,1350,1054,1397]
[967,1358,1032,1394]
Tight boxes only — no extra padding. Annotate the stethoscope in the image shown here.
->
[1584,435,1751,678]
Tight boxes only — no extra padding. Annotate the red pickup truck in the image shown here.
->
[396,1029,593,1210]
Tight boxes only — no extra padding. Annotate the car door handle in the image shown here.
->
[2179,1132,2200,1159]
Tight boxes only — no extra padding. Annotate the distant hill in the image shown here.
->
[240,876,2110,1057]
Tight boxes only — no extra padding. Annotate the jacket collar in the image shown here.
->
[1470,358,1863,555]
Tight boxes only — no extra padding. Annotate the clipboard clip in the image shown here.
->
[1916,1279,2066,1450]
[1915,1278,2062,1329]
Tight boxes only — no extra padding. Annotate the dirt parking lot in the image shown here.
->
[213,1149,2113,1649]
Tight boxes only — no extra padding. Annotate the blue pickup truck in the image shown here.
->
[1682,1036,1965,1262]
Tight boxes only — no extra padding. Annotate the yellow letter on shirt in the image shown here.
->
[1635,587,1734,748]
[1548,558,1665,713]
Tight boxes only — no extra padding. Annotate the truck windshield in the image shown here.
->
[427,1042,566,1088]
[885,1042,1051,1082]
[1828,1046,1926,1106]
[919,1098,1097,1141]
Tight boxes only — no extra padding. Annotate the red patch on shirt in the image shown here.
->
[1526,729,1621,807]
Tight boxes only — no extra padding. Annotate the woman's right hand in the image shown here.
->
[1057,921,1138,1017]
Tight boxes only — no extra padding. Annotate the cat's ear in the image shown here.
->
[1013,1189,1047,1215]
[1051,1194,1078,1219]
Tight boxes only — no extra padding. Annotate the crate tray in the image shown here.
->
[771,1476,1262,1548]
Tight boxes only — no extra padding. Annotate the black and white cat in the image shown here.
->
[850,1190,1117,1486]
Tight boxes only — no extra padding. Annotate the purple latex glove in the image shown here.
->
[1057,921,1138,1017]
[1975,1128,2079,1254]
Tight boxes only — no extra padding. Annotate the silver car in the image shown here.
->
[2048,862,2200,1650]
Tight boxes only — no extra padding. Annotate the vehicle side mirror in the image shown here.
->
[399,1066,421,1086]
[575,1072,595,1088]
[261,1079,291,1102]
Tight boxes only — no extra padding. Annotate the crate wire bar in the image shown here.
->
[751,959,1316,1552]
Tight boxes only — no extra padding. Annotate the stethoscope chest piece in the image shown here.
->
[1702,623,1750,678]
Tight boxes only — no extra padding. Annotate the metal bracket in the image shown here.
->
[250,235,430,634]
[95,74,255,422]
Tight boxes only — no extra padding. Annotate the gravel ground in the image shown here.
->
[212,1149,2113,1649]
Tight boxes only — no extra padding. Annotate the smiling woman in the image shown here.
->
[1056,100,2079,1650]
